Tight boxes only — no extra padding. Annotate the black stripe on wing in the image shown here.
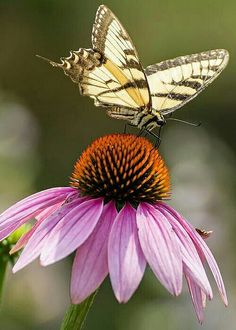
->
[145,49,229,114]
[91,5,151,109]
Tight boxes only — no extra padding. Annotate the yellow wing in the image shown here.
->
[80,5,151,110]
[145,49,229,114]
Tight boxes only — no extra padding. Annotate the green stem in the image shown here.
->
[0,258,8,304]
[60,290,98,330]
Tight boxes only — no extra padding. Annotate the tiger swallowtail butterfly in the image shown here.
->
[37,5,229,133]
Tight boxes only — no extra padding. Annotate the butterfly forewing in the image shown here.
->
[80,5,151,111]
[145,49,229,115]
[82,65,142,108]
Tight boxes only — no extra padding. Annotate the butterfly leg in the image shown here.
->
[145,129,158,139]
[123,122,146,137]
[155,126,162,148]
[145,128,162,148]
[137,128,146,137]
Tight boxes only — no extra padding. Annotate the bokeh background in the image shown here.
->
[0,0,235,329]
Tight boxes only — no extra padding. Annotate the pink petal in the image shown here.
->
[194,235,228,305]
[40,198,104,266]
[0,187,76,240]
[108,203,146,303]
[0,223,22,241]
[71,201,117,304]
[0,187,74,221]
[160,203,228,306]
[12,198,82,272]
[186,275,206,324]
[10,203,63,254]
[156,204,212,298]
[137,203,182,296]
[35,201,64,221]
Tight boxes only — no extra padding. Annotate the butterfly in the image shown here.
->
[38,5,229,133]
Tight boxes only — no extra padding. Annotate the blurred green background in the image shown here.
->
[0,0,235,329]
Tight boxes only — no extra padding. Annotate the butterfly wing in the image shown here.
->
[145,49,229,115]
[80,5,151,111]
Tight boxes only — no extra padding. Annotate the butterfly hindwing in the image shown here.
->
[80,5,151,111]
[145,49,229,115]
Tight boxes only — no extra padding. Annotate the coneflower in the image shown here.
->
[0,134,227,322]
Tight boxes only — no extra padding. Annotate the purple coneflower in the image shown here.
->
[0,134,227,322]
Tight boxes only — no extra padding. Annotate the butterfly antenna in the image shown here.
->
[36,54,63,68]
[168,117,201,127]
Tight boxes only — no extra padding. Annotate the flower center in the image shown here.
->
[70,134,170,205]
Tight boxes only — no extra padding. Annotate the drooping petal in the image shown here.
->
[12,198,82,272]
[160,203,228,306]
[108,203,146,303]
[0,187,75,222]
[193,234,228,305]
[0,187,76,240]
[35,201,64,221]
[137,203,182,296]
[186,275,206,324]
[40,198,104,266]
[71,201,117,304]
[156,204,212,299]
[0,223,22,242]
[10,203,63,254]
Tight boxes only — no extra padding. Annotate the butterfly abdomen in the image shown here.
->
[107,107,137,121]
[107,106,163,132]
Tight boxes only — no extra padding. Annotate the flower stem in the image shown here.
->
[0,258,8,304]
[60,290,98,330]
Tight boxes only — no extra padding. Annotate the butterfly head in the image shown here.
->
[151,109,166,127]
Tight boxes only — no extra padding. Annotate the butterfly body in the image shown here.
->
[38,5,229,132]
[107,106,166,130]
